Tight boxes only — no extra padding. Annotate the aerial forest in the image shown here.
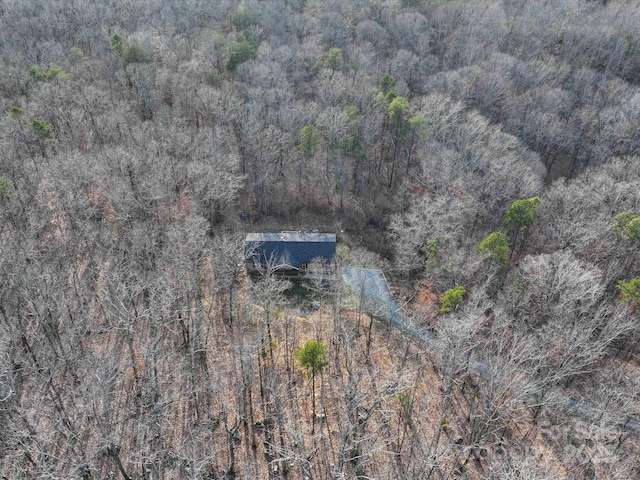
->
[1,0,640,478]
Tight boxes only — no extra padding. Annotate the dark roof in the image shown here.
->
[245,232,336,269]
[246,232,336,243]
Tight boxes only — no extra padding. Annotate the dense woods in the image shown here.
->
[1,0,640,478]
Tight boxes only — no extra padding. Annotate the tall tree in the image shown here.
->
[296,339,328,433]
[503,197,540,257]
[324,48,344,77]
[613,211,640,248]
[477,231,509,266]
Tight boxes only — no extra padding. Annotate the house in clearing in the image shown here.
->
[245,232,336,276]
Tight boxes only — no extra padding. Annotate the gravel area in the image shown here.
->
[341,266,436,346]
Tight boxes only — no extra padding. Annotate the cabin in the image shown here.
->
[245,232,336,276]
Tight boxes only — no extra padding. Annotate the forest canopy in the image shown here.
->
[1,0,640,478]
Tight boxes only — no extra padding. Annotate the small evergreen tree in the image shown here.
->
[110,33,124,55]
[29,66,71,81]
[504,197,540,234]
[378,73,396,93]
[299,124,320,158]
[477,232,509,267]
[9,106,25,122]
[439,286,466,313]
[227,41,256,71]
[388,96,409,125]
[503,197,540,256]
[205,70,225,88]
[31,119,54,139]
[0,176,14,199]
[296,340,328,432]
[324,48,343,74]
[613,211,640,248]
[123,43,152,65]
[422,237,444,267]
[617,278,640,307]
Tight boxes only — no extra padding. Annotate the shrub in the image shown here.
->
[231,9,258,30]
[31,119,54,139]
[9,106,25,122]
[378,73,396,93]
[29,66,71,81]
[205,70,225,88]
[617,278,640,305]
[439,286,466,313]
[110,33,124,55]
[324,48,343,72]
[613,211,640,248]
[0,176,14,199]
[227,41,256,71]
[477,232,509,267]
[123,43,152,65]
